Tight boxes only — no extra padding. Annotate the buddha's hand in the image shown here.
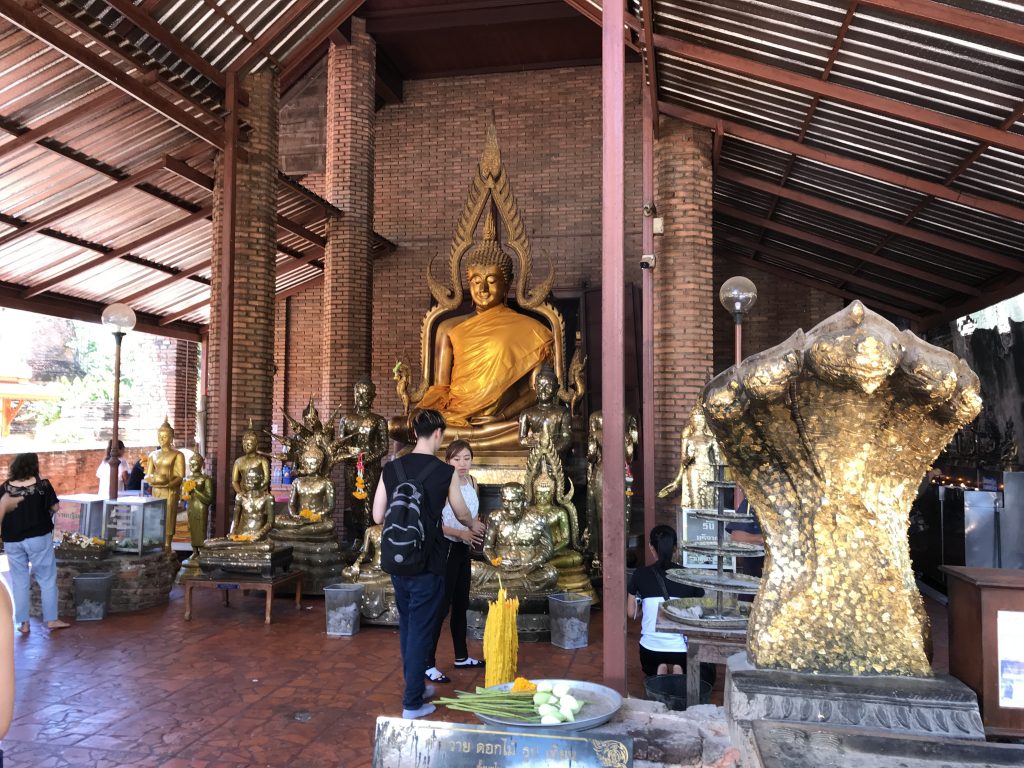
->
[468,415,501,426]
[657,481,679,498]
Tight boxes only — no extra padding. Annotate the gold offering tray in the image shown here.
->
[666,568,761,596]
[662,596,751,629]
[681,541,765,558]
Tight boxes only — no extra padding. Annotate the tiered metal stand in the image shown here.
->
[663,464,763,629]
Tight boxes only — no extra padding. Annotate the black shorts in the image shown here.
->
[639,644,688,676]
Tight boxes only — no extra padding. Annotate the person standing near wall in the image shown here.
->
[1,454,70,633]
[96,439,130,497]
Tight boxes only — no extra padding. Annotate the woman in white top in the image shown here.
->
[96,439,130,497]
[425,440,485,683]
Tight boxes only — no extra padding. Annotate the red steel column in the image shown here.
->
[602,0,627,695]
[641,86,656,565]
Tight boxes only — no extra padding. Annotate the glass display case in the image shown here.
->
[102,497,166,555]
[56,494,106,537]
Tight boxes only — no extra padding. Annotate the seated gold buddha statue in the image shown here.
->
[393,124,578,457]
[471,482,558,595]
[530,474,596,601]
[273,446,336,539]
[232,418,270,496]
[203,466,274,555]
[341,524,399,625]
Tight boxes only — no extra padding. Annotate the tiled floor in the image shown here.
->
[1,584,949,768]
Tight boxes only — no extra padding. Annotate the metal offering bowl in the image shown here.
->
[474,679,622,733]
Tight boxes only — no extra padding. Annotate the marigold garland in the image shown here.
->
[298,508,322,522]
[352,452,368,500]
[181,479,197,501]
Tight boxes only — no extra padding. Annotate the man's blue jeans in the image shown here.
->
[5,533,59,624]
[391,571,445,710]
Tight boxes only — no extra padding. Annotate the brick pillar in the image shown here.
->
[653,119,714,523]
[158,338,199,448]
[321,19,375,535]
[207,71,279,531]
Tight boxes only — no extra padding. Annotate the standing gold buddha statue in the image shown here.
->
[145,417,185,550]
[338,377,389,540]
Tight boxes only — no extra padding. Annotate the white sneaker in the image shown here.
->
[402,703,436,719]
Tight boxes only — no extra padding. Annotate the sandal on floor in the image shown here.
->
[453,657,485,669]
[46,620,70,630]
[425,667,451,683]
[17,622,28,635]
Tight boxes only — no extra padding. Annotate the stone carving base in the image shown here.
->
[269,532,344,594]
[726,653,985,768]
[467,593,551,642]
[752,721,1024,768]
[199,544,293,578]
[43,551,179,617]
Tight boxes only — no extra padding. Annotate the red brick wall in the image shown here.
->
[0,447,155,497]
[712,255,844,375]
[273,283,327,435]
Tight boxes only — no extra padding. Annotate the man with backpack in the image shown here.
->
[372,409,485,719]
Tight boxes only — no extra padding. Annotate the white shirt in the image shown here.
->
[441,477,479,542]
[96,458,130,498]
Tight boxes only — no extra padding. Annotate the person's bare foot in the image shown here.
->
[17,622,29,634]
[46,620,70,630]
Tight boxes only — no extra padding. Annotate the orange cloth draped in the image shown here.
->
[418,305,552,427]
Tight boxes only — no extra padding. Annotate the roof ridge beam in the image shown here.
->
[858,0,1024,48]
[718,167,1024,273]
[652,34,1024,155]
[658,102,1024,223]
[716,202,980,296]
[0,89,125,162]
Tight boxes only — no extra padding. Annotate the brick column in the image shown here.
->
[207,71,279,531]
[321,19,375,535]
[653,118,715,523]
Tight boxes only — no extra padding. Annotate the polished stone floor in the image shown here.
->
[1,579,949,768]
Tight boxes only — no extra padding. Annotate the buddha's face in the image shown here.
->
[533,482,554,507]
[500,484,527,520]
[354,382,374,410]
[243,467,262,491]
[690,407,706,431]
[158,427,173,449]
[299,450,322,476]
[241,432,257,454]
[536,373,556,404]
[468,264,508,312]
[189,454,204,474]
[303,406,320,430]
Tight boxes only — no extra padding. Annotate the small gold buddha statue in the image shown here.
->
[531,474,596,602]
[342,524,399,625]
[658,401,723,509]
[145,416,186,550]
[274,445,336,539]
[519,366,572,452]
[338,377,389,539]
[203,466,274,555]
[183,453,213,573]
[232,418,270,496]
[471,482,558,595]
[270,397,352,471]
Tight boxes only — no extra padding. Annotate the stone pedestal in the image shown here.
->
[725,653,986,768]
[467,593,551,642]
[199,544,293,578]
[42,551,179,617]
[269,529,344,594]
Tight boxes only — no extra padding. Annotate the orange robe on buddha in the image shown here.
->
[418,304,553,427]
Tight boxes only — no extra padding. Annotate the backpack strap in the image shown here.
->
[394,459,408,483]
[413,460,441,484]
[652,566,671,601]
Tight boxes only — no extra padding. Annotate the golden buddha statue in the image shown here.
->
[183,453,213,574]
[393,123,573,457]
[232,418,271,495]
[338,377,389,539]
[519,367,572,452]
[203,466,274,555]
[145,417,186,550]
[531,474,596,602]
[342,524,399,625]
[274,445,336,538]
[269,397,351,471]
[471,482,558,595]
[658,401,723,509]
[583,410,639,567]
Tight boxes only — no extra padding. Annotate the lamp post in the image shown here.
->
[719,276,758,367]
[101,303,136,501]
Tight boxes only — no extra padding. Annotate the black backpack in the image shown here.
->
[380,459,441,577]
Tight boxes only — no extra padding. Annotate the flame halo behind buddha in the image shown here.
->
[702,301,981,676]
[392,122,572,459]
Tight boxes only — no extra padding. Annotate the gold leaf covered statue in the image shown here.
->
[583,410,639,568]
[269,397,351,471]
[471,482,558,595]
[519,366,572,453]
[703,301,982,676]
[342,524,399,625]
[202,466,274,559]
[338,377,389,540]
[658,402,723,510]
[558,335,586,416]
[183,453,213,574]
[277,446,336,536]
[232,418,271,495]
[530,468,596,602]
[145,416,186,550]
[392,122,571,456]
[393,361,412,417]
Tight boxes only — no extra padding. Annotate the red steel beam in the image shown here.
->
[276,275,323,302]
[859,0,1024,47]
[921,271,1024,329]
[658,102,1024,223]
[20,207,213,298]
[118,260,214,306]
[160,297,209,326]
[279,0,367,92]
[602,0,628,697]
[0,3,226,151]
[640,86,656,565]
[721,249,921,320]
[722,233,945,311]
[0,89,125,161]
[652,34,1024,155]
[717,167,1024,273]
[228,0,322,75]
[717,203,980,296]
[639,0,658,140]
[562,0,640,51]
[0,160,167,250]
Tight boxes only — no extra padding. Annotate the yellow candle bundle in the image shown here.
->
[483,587,519,688]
